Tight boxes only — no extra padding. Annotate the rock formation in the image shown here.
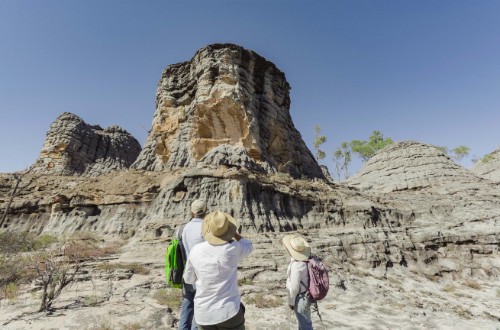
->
[471,146,500,182]
[31,112,141,177]
[1,44,499,328]
[347,141,483,193]
[132,44,324,180]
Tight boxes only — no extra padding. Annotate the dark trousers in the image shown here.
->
[197,304,245,330]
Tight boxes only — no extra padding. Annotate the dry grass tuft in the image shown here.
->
[244,292,282,308]
[442,284,455,293]
[96,262,150,275]
[153,288,182,307]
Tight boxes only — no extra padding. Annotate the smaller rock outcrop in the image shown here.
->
[347,141,482,192]
[31,112,141,176]
[471,147,500,182]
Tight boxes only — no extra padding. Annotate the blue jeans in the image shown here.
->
[179,284,197,330]
[294,293,313,330]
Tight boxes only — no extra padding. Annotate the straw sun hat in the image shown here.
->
[282,234,311,261]
[202,210,237,245]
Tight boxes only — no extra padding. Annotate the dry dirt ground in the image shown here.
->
[1,238,499,330]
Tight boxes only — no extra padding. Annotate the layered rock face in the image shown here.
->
[345,141,500,279]
[132,44,323,179]
[1,47,498,286]
[31,112,141,176]
[471,146,500,182]
[347,141,483,193]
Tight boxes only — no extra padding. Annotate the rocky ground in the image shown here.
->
[1,44,499,329]
[1,235,498,330]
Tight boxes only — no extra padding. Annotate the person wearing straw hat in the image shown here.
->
[178,199,208,330]
[183,210,253,330]
[283,234,313,330]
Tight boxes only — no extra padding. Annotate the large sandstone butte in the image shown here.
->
[0,45,498,290]
[132,44,324,180]
[31,112,141,177]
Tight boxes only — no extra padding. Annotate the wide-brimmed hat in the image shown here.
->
[191,199,207,217]
[202,211,237,245]
[282,234,311,261]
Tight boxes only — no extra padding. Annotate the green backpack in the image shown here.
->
[165,224,187,288]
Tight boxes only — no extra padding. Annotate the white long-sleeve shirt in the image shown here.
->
[180,217,204,256]
[183,238,253,325]
[286,258,309,305]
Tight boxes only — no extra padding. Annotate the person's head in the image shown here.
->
[191,199,207,218]
[202,210,237,245]
[282,234,311,261]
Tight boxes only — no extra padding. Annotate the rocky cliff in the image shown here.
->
[1,46,498,283]
[131,44,324,180]
[1,44,499,328]
[31,112,141,177]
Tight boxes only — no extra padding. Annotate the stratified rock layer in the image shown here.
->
[471,146,500,182]
[31,112,141,176]
[0,46,497,290]
[132,44,323,179]
[347,141,482,193]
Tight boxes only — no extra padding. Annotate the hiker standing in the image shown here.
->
[283,234,313,330]
[183,211,253,330]
[178,199,208,330]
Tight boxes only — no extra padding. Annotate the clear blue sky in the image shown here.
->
[1,1,499,176]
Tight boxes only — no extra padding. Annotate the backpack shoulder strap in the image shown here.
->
[299,259,310,293]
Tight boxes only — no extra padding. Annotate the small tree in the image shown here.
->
[313,125,327,161]
[437,145,471,163]
[349,130,393,162]
[1,162,41,228]
[450,145,470,162]
[333,142,352,181]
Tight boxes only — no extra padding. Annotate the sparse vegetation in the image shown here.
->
[333,141,352,181]
[244,292,282,308]
[0,230,120,311]
[238,277,253,286]
[442,284,455,293]
[313,125,327,161]
[481,154,494,163]
[153,288,182,307]
[96,262,150,275]
[120,322,142,330]
[349,130,393,162]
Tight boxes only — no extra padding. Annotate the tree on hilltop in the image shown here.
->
[333,142,351,181]
[313,125,327,162]
[349,130,393,162]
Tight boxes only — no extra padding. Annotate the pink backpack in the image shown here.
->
[306,256,329,300]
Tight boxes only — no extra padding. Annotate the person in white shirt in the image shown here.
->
[183,210,253,330]
[178,199,208,330]
[283,234,313,330]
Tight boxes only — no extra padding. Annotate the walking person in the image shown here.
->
[283,234,313,330]
[183,210,253,330]
[178,199,208,330]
